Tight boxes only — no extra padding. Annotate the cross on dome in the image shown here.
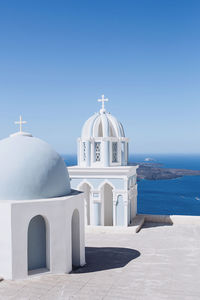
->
[15,115,27,133]
[98,95,108,113]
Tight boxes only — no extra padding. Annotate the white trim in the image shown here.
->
[68,166,138,171]
[68,167,138,177]
[70,174,135,180]
[70,176,133,183]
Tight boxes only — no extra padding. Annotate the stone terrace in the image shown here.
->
[0,222,200,299]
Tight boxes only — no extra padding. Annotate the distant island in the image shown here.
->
[144,157,155,162]
[131,162,200,180]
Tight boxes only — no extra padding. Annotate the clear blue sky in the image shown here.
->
[0,0,199,154]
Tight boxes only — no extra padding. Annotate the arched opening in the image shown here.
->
[101,183,113,226]
[78,182,91,225]
[116,195,124,226]
[71,209,80,268]
[28,215,49,274]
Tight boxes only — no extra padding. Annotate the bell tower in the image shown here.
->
[78,95,129,168]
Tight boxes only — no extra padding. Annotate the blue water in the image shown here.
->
[63,154,200,216]
[137,176,200,216]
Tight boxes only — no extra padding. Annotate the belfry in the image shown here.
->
[68,95,138,226]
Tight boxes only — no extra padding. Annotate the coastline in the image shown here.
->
[135,163,200,180]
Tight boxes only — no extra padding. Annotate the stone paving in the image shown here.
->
[0,222,200,299]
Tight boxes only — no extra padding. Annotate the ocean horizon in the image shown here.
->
[63,153,200,216]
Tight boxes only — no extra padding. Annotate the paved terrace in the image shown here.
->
[0,221,200,300]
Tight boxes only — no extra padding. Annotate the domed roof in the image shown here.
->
[81,95,125,139]
[81,111,125,139]
[0,133,71,200]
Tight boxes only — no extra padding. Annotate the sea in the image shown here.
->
[63,154,200,216]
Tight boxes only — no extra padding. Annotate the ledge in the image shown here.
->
[138,214,200,225]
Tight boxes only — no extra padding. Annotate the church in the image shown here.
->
[0,117,85,280]
[68,95,138,226]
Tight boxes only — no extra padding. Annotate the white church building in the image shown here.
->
[0,117,85,280]
[68,95,138,227]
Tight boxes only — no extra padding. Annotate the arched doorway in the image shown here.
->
[78,182,91,225]
[28,215,48,273]
[101,183,113,226]
[71,209,80,268]
[116,195,124,226]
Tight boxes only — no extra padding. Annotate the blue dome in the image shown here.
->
[0,134,71,200]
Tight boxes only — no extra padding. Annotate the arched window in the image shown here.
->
[112,142,118,163]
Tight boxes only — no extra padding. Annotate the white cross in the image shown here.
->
[15,115,27,133]
[98,94,108,110]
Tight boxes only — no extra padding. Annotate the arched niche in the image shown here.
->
[27,215,49,274]
[100,182,113,226]
[71,209,80,268]
[78,182,92,225]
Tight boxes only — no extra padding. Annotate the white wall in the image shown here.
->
[0,191,85,280]
[0,203,12,279]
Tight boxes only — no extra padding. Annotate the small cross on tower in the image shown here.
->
[98,95,108,112]
[15,115,27,133]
